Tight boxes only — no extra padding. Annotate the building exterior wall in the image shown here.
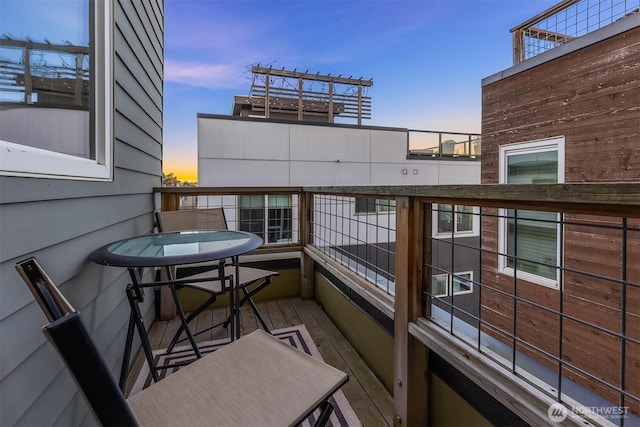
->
[0,1,163,425]
[480,22,639,412]
[198,115,480,187]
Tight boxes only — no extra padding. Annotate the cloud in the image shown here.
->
[164,60,247,89]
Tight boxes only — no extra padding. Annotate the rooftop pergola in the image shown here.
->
[248,65,373,124]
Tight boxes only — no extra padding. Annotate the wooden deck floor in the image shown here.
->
[129,297,394,426]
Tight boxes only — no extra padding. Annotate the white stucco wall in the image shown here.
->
[197,116,480,187]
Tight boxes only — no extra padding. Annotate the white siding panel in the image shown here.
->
[290,161,372,186]
[435,161,481,184]
[370,162,441,185]
[289,125,371,162]
[199,159,290,186]
[198,118,290,161]
[371,129,409,163]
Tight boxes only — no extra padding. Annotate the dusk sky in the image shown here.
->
[163,0,560,182]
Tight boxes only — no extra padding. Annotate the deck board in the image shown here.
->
[128,297,393,425]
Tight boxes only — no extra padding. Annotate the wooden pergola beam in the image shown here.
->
[252,66,373,87]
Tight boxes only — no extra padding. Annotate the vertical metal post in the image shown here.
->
[620,217,628,424]
[300,190,315,298]
[557,212,565,400]
[23,48,31,104]
[328,81,334,123]
[477,207,483,351]
[298,77,303,121]
[512,210,518,373]
[265,72,270,119]
[357,83,362,125]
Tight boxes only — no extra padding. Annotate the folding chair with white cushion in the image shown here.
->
[155,209,278,351]
[16,257,348,427]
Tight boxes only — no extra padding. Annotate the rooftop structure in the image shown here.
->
[232,65,373,124]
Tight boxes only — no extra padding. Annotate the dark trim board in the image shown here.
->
[429,351,527,427]
[316,264,394,335]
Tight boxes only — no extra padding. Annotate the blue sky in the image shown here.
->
[162,0,560,181]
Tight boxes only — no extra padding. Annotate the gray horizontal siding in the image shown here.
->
[0,0,164,425]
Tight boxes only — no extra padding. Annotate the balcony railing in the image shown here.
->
[511,0,640,64]
[407,130,481,160]
[155,183,639,426]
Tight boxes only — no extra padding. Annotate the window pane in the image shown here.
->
[438,204,453,233]
[452,273,473,294]
[431,275,448,297]
[507,151,558,184]
[507,210,558,280]
[456,205,473,232]
[268,194,291,208]
[355,197,376,214]
[377,199,396,212]
[0,0,92,158]
[505,146,559,282]
[239,195,264,238]
[267,195,292,243]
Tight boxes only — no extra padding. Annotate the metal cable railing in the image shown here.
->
[512,0,639,63]
[426,204,639,425]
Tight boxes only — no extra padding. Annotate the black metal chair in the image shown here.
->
[15,257,348,427]
[155,208,278,351]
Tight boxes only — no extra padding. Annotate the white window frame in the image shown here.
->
[431,271,474,297]
[433,204,480,238]
[430,274,449,297]
[498,137,564,289]
[238,194,297,244]
[353,197,396,216]
[451,271,474,296]
[0,0,113,181]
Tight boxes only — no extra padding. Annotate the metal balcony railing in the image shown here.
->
[155,183,639,426]
[511,0,640,64]
[408,130,481,160]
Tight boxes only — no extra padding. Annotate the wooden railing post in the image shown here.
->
[162,193,180,212]
[159,191,178,320]
[300,191,315,298]
[394,196,428,426]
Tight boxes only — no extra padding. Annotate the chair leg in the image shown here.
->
[119,307,137,392]
[222,278,272,333]
[314,400,334,427]
[167,284,202,359]
[166,293,217,353]
[125,285,159,384]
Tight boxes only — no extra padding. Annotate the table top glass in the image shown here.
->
[89,230,263,267]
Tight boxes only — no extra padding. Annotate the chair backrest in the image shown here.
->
[15,258,137,426]
[155,208,227,233]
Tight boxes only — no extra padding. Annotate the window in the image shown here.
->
[0,0,113,180]
[354,198,396,215]
[451,272,473,295]
[430,272,474,297]
[431,274,449,297]
[499,137,564,287]
[436,204,474,234]
[239,195,293,244]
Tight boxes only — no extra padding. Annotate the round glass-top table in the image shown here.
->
[89,229,263,390]
[90,230,263,268]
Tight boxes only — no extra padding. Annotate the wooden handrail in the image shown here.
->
[154,183,640,217]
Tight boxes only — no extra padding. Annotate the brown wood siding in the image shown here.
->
[480,27,640,416]
[481,26,640,184]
